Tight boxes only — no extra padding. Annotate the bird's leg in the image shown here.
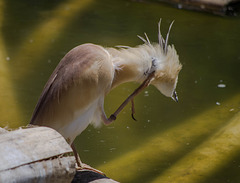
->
[108,71,155,122]
[71,143,83,167]
[71,143,105,175]
[131,98,137,121]
[101,103,116,125]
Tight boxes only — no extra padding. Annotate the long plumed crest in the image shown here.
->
[158,19,164,51]
[164,20,175,54]
[144,33,151,45]
[137,33,151,45]
[138,19,175,55]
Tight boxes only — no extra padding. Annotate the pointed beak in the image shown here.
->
[171,90,178,102]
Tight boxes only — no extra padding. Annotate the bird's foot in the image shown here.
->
[76,163,105,176]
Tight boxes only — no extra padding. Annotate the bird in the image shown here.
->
[30,20,182,171]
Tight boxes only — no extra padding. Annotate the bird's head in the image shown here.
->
[151,43,182,102]
[138,20,182,102]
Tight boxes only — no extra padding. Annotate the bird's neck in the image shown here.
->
[107,45,154,89]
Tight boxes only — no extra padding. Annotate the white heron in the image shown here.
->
[30,20,182,172]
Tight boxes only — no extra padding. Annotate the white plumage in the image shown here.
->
[30,21,182,146]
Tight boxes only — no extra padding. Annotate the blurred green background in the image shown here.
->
[1,0,240,182]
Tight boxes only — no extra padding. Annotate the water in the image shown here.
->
[1,0,240,182]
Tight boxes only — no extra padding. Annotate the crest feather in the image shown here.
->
[138,19,175,55]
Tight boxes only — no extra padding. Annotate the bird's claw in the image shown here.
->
[109,114,116,121]
[131,99,137,121]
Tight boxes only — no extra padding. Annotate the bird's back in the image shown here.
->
[30,43,115,142]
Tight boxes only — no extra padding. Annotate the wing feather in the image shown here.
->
[30,43,111,125]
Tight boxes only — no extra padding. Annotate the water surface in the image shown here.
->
[1,0,240,182]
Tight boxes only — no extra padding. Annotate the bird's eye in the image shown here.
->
[151,57,157,67]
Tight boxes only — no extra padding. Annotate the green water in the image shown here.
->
[1,0,240,182]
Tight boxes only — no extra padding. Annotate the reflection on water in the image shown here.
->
[1,0,240,182]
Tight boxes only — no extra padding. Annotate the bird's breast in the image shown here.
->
[57,98,101,143]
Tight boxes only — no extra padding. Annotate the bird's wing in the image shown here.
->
[30,44,112,125]
[30,71,58,124]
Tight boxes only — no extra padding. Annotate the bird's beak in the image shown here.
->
[171,90,178,102]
